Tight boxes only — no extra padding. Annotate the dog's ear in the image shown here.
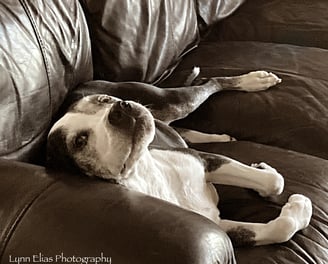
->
[46,128,80,174]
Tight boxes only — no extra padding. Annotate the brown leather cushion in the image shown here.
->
[191,141,328,264]
[161,41,328,159]
[80,0,199,84]
[0,158,234,264]
[211,0,328,49]
[0,0,92,163]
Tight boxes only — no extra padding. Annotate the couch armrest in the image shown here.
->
[0,159,235,264]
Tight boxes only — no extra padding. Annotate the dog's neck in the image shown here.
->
[117,148,196,202]
[118,149,163,188]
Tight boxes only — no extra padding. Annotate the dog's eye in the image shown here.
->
[73,132,89,150]
[98,95,113,104]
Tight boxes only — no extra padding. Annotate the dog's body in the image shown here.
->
[48,71,312,247]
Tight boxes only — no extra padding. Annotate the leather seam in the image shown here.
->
[18,0,53,127]
[1,1,55,157]
[0,180,57,261]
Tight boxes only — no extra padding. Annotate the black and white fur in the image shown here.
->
[47,70,312,247]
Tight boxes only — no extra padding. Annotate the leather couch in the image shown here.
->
[1,0,327,263]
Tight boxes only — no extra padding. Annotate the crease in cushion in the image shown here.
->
[161,41,328,159]
[196,0,245,26]
[0,0,92,163]
[213,0,328,49]
[80,0,199,84]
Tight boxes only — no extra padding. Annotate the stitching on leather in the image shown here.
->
[0,179,57,261]
[1,1,55,157]
[18,0,53,126]
[167,0,178,56]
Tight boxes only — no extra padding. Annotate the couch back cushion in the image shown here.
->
[80,0,199,84]
[214,0,328,49]
[0,0,92,163]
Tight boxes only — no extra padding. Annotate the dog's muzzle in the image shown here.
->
[108,101,136,129]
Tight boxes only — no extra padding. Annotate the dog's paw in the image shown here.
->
[270,194,312,243]
[280,194,312,229]
[251,162,284,197]
[239,71,282,92]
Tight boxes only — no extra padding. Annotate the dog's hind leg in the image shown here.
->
[217,194,312,246]
[199,152,285,197]
[194,152,312,245]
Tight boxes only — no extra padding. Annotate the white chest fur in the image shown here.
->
[120,149,220,223]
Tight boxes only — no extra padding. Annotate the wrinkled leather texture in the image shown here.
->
[196,0,245,26]
[191,142,328,264]
[0,0,92,163]
[79,0,199,84]
[162,41,328,159]
[210,0,328,49]
[0,159,235,264]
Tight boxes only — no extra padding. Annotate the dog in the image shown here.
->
[47,70,312,247]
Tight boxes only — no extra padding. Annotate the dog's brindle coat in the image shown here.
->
[47,71,312,247]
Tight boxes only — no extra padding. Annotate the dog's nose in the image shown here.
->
[108,101,134,128]
[120,101,132,110]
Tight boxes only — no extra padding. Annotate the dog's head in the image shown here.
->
[47,94,155,180]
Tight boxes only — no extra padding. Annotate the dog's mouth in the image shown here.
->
[107,100,155,178]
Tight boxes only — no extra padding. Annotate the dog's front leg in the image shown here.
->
[199,71,281,92]
[175,128,236,143]
[156,71,281,122]
[73,79,223,124]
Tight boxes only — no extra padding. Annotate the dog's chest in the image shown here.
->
[121,149,219,221]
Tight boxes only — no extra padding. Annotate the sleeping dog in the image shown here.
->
[47,70,312,247]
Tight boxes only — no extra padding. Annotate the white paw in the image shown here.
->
[271,194,312,243]
[251,162,284,197]
[239,71,282,92]
[280,194,312,229]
